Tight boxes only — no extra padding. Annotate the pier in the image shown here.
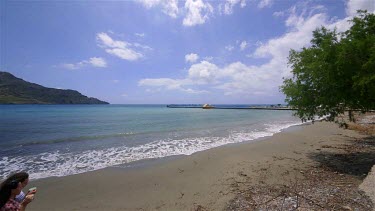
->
[166,104,296,110]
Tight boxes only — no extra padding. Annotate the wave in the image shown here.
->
[9,132,138,147]
[0,120,303,180]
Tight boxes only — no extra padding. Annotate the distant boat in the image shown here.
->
[202,104,214,109]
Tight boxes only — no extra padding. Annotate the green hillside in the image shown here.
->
[0,71,109,104]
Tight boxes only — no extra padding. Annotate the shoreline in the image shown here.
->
[26,121,373,210]
[6,118,306,181]
[111,122,310,172]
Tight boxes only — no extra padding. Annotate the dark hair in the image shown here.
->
[0,172,28,208]
[9,172,29,183]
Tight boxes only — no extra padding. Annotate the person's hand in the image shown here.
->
[27,190,37,195]
[22,194,34,205]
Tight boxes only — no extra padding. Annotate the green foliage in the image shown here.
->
[281,11,375,122]
[0,72,109,104]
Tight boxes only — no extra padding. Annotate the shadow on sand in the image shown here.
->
[308,136,375,179]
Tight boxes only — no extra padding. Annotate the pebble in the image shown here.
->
[342,205,352,211]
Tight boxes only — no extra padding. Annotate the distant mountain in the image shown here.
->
[0,71,109,104]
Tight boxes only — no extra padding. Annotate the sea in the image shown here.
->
[0,104,303,180]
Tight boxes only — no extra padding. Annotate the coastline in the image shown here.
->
[26,121,373,210]
[0,105,304,180]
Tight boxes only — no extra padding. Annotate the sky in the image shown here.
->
[1,0,374,104]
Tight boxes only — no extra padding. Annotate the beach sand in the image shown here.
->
[26,121,374,210]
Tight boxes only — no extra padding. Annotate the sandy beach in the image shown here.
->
[25,121,374,210]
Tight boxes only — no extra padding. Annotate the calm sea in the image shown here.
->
[0,104,302,180]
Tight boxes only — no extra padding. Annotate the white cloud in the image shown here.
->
[89,57,107,67]
[62,63,81,70]
[61,57,107,70]
[139,78,185,89]
[138,78,208,94]
[138,0,179,18]
[204,56,214,61]
[253,4,330,60]
[273,11,284,17]
[183,0,213,26]
[255,40,263,46]
[185,53,199,63]
[139,2,367,97]
[133,43,153,51]
[346,0,375,16]
[327,16,352,33]
[138,0,249,26]
[183,88,209,94]
[215,62,279,96]
[221,0,247,15]
[258,0,273,9]
[138,60,277,96]
[240,0,246,8]
[187,61,220,84]
[137,61,233,93]
[135,33,145,37]
[121,93,128,97]
[240,41,247,51]
[97,32,128,49]
[105,48,142,61]
[225,45,234,51]
[97,32,149,61]
[112,80,120,83]
[253,1,356,60]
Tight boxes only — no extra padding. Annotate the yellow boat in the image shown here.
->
[202,104,214,109]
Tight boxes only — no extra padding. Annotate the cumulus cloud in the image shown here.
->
[138,62,219,93]
[240,41,247,51]
[185,53,199,63]
[135,33,145,37]
[62,63,80,70]
[133,43,153,51]
[254,5,328,59]
[138,0,179,18]
[137,0,249,26]
[273,11,284,17]
[139,1,367,97]
[61,57,107,70]
[240,0,246,7]
[204,56,214,61]
[97,32,150,61]
[253,1,357,60]
[139,78,184,89]
[258,0,273,9]
[225,45,234,51]
[138,60,276,96]
[97,32,128,49]
[138,78,209,94]
[220,0,247,15]
[89,57,107,67]
[187,61,220,84]
[346,0,375,16]
[105,48,142,61]
[183,0,213,26]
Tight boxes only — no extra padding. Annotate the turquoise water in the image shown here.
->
[0,104,301,179]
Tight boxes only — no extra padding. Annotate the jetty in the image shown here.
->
[166,104,296,110]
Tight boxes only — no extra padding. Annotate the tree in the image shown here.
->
[281,11,375,123]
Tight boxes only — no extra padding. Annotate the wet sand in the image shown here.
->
[26,121,368,210]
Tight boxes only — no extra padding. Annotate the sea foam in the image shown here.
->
[0,120,302,180]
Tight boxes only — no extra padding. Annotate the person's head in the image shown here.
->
[9,172,29,188]
[0,177,23,208]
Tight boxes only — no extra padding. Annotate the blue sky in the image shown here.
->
[1,0,374,104]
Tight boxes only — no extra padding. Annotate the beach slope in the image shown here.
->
[27,121,373,210]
